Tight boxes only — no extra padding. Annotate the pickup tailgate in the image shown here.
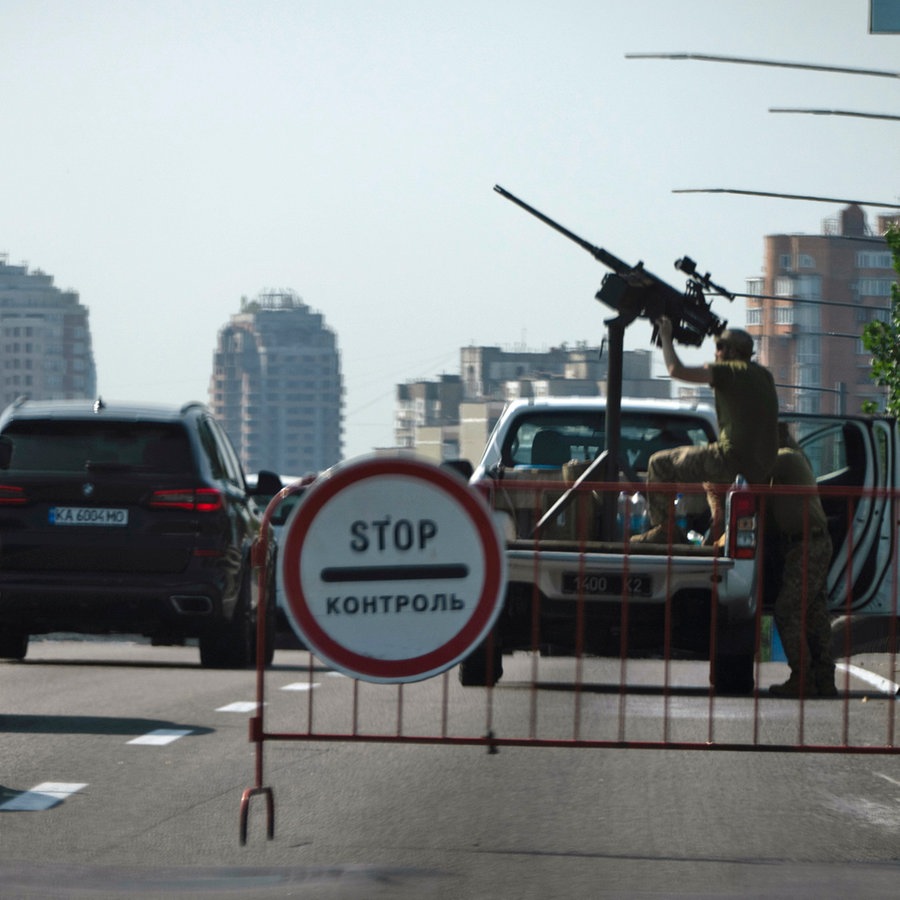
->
[506,539,732,606]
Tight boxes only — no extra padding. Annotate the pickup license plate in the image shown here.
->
[50,507,129,526]
[562,572,651,597]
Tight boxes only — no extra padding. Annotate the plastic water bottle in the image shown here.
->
[630,491,647,536]
[674,492,688,533]
[732,473,747,489]
[616,490,629,538]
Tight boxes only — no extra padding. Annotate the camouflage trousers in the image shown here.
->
[644,442,753,527]
[773,529,834,675]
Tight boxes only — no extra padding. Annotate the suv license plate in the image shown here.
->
[562,572,651,597]
[50,507,129,526]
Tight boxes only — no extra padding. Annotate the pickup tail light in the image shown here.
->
[150,488,224,512]
[0,484,27,505]
[726,486,757,560]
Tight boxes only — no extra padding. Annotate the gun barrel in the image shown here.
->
[493,185,625,273]
[493,184,727,347]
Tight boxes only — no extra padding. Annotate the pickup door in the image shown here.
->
[781,414,895,623]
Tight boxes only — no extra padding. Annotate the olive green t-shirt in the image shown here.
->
[710,359,779,483]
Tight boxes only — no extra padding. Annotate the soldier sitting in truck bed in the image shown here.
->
[634,316,779,543]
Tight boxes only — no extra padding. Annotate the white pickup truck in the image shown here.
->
[457,396,894,694]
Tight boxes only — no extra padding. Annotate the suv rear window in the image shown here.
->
[0,421,195,475]
[503,412,714,473]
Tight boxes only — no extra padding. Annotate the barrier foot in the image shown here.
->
[239,786,275,845]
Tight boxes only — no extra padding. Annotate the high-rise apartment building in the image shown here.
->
[209,290,343,475]
[0,255,96,409]
[745,206,898,415]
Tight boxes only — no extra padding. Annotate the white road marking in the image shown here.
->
[281,682,320,691]
[0,782,87,811]
[216,701,261,712]
[836,663,900,696]
[127,728,193,746]
[874,772,900,788]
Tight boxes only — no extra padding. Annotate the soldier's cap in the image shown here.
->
[715,328,754,360]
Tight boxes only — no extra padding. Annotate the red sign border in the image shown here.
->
[279,456,505,682]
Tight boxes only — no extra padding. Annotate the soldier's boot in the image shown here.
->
[770,624,816,698]
[769,668,817,698]
[813,663,838,698]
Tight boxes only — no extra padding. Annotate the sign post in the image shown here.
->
[279,455,507,683]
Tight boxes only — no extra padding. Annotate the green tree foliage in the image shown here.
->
[861,225,900,415]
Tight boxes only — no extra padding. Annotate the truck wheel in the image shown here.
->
[458,636,503,687]
[199,572,254,669]
[712,652,755,695]
[0,628,28,660]
[711,617,756,695]
[830,615,900,657]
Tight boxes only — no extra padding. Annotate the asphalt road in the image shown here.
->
[2,638,900,899]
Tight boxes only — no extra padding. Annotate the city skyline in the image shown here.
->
[3,198,897,467]
[2,2,897,458]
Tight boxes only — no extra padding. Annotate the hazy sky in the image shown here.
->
[2,1,897,461]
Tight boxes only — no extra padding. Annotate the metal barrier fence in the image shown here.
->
[239,479,900,843]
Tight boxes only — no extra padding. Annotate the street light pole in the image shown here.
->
[776,382,846,416]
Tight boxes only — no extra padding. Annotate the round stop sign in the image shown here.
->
[278,455,507,683]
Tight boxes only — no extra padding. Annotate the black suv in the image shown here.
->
[0,398,282,667]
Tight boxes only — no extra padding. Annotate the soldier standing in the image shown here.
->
[766,430,837,698]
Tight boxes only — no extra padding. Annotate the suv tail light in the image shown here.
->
[0,484,27,505]
[150,488,224,512]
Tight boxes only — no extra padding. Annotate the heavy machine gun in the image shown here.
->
[493,185,733,346]
[493,185,736,538]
